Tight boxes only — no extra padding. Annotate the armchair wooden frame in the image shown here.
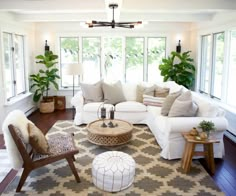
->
[8,124,81,192]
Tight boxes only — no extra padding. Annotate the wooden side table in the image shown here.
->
[181,132,220,174]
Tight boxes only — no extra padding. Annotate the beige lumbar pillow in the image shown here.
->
[161,89,182,116]
[28,123,50,154]
[136,85,155,103]
[168,91,198,117]
[154,85,170,97]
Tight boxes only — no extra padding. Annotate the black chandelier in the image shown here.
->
[86,3,142,29]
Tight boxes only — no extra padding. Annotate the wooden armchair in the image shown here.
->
[8,124,81,192]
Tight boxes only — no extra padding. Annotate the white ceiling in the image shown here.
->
[0,0,236,23]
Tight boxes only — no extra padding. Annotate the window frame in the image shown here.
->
[2,32,27,102]
[210,31,225,100]
[199,34,212,95]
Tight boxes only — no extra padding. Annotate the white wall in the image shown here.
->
[0,13,36,133]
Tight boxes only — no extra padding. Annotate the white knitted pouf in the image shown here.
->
[92,151,136,192]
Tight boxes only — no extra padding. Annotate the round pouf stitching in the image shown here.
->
[92,151,136,192]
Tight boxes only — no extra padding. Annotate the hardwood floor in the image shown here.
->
[1,109,236,195]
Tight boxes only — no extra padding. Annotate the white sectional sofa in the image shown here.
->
[71,81,228,160]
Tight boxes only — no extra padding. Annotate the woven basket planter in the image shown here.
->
[40,101,55,113]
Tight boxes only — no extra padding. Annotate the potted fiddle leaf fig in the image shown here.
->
[159,51,195,89]
[30,51,60,113]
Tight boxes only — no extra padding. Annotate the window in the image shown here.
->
[3,32,26,101]
[103,37,123,82]
[60,37,79,87]
[199,34,211,94]
[82,37,101,83]
[199,33,225,99]
[226,30,236,107]
[211,32,224,99]
[147,37,166,82]
[59,36,166,86]
[125,37,144,82]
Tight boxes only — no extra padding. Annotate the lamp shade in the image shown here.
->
[65,63,83,75]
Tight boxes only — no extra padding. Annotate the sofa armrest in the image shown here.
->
[71,91,84,109]
[166,117,228,133]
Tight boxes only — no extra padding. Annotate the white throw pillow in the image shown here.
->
[192,94,219,117]
[122,83,137,101]
[168,91,198,117]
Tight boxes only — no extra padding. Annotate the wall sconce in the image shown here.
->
[45,40,50,51]
[176,40,181,53]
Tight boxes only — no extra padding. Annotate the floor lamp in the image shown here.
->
[66,63,83,119]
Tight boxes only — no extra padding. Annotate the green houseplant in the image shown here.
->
[198,120,216,138]
[30,51,60,113]
[159,51,195,89]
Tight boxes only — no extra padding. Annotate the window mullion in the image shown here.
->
[221,31,230,102]
[11,34,17,97]
[210,34,216,97]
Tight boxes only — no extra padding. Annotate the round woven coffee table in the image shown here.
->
[87,119,133,146]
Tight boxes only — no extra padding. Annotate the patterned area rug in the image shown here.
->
[3,120,223,196]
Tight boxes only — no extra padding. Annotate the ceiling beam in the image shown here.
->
[13,12,214,22]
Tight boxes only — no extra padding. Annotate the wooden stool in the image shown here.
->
[181,132,220,174]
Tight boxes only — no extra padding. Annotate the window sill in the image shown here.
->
[4,92,32,106]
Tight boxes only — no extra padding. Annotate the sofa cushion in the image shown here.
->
[83,102,114,112]
[143,94,165,107]
[161,90,182,116]
[115,101,147,112]
[80,80,103,103]
[136,84,155,103]
[102,81,126,105]
[168,91,198,117]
